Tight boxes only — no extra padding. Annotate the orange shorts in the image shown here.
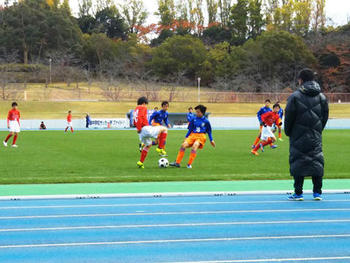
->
[185,133,207,149]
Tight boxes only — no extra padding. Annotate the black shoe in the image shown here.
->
[139,143,142,152]
[169,162,180,168]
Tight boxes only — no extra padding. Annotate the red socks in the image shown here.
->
[140,146,150,163]
[254,138,273,151]
[13,134,18,145]
[158,132,167,149]
[5,134,12,142]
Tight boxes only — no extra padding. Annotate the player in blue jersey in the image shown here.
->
[146,101,171,154]
[149,101,171,128]
[170,105,216,169]
[187,107,195,123]
[252,99,272,148]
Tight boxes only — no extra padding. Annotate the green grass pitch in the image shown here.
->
[0,130,349,184]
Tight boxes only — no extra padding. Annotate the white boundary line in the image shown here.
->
[1,219,350,232]
[163,256,350,263]
[1,199,350,210]
[0,189,349,201]
[1,208,350,220]
[1,234,350,249]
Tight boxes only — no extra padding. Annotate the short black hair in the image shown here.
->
[161,101,169,107]
[12,102,18,107]
[265,99,271,103]
[273,103,280,109]
[298,68,315,82]
[137,96,148,105]
[68,110,71,113]
[195,104,207,115]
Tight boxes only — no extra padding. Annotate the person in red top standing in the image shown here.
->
[134,97,168,169]
[3,102,20,148]
[65,110,74,133]
[251,103,282,156]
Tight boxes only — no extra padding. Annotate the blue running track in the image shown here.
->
[0,194,350,263]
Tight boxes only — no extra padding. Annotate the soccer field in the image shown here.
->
[0,130,349,184]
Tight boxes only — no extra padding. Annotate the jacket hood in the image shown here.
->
[299,81,321,97]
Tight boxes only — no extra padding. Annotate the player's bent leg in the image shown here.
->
[252,131,261,149]
[138,145,151,169]
[170,141,190,167]
[156,127,168,156]
[187,141,200,168]
[4,132,14,147]
[12,132,18,147]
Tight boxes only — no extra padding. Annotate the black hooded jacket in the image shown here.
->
[284,81,329,177]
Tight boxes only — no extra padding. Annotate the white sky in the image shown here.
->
[1,0,349,26]
[68,0,350,26]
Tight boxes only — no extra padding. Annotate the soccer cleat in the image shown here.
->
[251,144,255,149]
[251,150,259,156]
[187,164,192,169]
[270,145,278,149]
[11,145,18,148]
[156,148,168,157]
[313,193,323,201]
[288,193,304,201]
[3,141,7,147]
[169,162,180,168]
[137,161,144,169]
[259,143,264,152]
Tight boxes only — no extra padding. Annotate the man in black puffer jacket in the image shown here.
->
[285,69,329,201]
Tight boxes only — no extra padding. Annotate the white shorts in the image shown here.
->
[67,122,73,127]
[139,126,163,146]
[9,121,20,133]
[261,126,275,141]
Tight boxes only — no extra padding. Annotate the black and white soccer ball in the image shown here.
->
[158,158,169,168]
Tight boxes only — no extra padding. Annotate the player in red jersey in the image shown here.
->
[251,103,282,156]
[65,110,74,133]
[3,102,20,148]
[134,97,168,169]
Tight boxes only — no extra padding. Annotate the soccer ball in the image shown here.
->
[158,158,169,168]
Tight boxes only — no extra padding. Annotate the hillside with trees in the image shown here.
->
[0,0,349,93]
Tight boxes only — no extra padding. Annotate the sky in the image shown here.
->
[68,0,350,27]
[0,0,349,26]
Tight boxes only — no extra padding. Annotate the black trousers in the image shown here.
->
[294,176,323,195]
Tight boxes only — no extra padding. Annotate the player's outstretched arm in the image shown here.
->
[210,141,216,148]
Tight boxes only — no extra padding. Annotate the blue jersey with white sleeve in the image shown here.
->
[278,108,284,120]
[257,106,272,123]
[187,112,195,122]
[186,116,213,142]
[149,110,169,126]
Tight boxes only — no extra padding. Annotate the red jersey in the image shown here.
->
[7,109,20,125]
[67,114,72,122]
[261,111,281,127]
[133,105,148,132]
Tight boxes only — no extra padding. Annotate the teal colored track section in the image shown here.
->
[0,193,350,262]
[1,179,349,196]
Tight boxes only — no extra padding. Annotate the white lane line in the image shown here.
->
[1,208,350,220]
[1,219,350,232]
[1,200,349,210]
[163,256,350,263]
[1,234,350,249]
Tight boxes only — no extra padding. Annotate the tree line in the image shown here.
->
[1,0,347,92]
